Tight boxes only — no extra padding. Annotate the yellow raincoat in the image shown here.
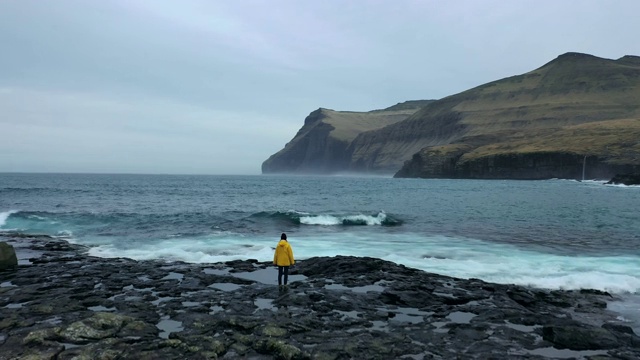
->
[273,239,295,266]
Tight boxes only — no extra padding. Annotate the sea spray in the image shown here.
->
[0,210,18,228]
[299,211,401,226]
[79,231,640,295]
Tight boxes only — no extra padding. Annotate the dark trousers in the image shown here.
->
[278,266,289,285]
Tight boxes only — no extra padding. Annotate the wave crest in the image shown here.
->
[247,210,402,226]
[300,211,401,226]
[0,210,19,227]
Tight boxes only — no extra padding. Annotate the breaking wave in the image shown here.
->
[248,210,402,226]
[0,210,18,228]
[300,211,399,226]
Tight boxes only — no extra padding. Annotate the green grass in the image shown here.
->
[267,53,640,173]
[411,53,640,166]
[460,118,640,165]
[322,108,419,142]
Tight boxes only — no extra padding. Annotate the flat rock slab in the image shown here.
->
[1,235,639,359]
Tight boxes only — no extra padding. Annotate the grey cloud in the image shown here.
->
[1,0,639,174]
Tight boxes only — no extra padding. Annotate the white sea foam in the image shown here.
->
[81,231,640,295]
[74,227,640,333]
[87,235,275,264]
[300,211,387,226]
[604,183,640,188]
[0,210,18,228]
[377,235,640,294]
[299,215,342,225]
[556,179,640,189]
[580,180,607,185]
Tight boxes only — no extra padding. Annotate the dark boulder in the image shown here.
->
[0,242,18,270]
[542,325,622,350]
[607,173,640,185]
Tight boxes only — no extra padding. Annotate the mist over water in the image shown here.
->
[1,173,639,327]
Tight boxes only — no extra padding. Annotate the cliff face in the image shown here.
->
[262,101,433,174]
[261,109,349,174]
[393,53,640,179]
[395,150,640,180]
[264,52,640,178]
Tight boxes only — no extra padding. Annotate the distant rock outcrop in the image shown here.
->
[261,101,434,174]
[263,52,640,179]
[396,151,639,180]
[607,173,640,185]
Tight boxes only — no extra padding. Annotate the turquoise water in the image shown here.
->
[1,173,639,329]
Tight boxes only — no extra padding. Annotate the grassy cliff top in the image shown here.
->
[450,53,640,132]
[265,52,640,174]
[321,108,418,142]
[381,52,640,166]
[460,118,640,164]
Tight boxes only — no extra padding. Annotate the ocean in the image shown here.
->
[1,173,639,332]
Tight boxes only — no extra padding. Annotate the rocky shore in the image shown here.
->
[1,235,639,359]
[607,174,640,186]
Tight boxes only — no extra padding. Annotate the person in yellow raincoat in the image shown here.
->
[273,233,295,289]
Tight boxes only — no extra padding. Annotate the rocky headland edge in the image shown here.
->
[262,53,640,180]
[1,235,639,359]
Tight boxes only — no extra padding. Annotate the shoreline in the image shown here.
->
[1,235,639,359]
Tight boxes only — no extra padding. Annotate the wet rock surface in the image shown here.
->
[607,173,640,186]
[1,235,638,359]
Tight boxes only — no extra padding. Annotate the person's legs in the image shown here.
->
[278,266,284,286]
[283,266,289,285]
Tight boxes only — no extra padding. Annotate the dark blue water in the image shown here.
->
[1,173,638,255]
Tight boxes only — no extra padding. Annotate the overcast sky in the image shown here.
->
[1,0,639,175]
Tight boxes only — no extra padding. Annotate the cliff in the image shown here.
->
[263,53,640,178]
[394,52,640,179]
[261,101,434,174]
